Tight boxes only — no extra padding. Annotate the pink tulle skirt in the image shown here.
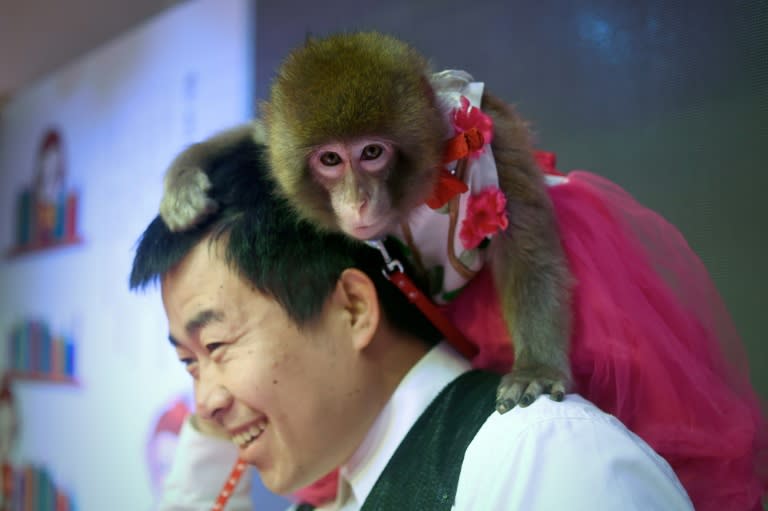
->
[294,168,767,510]
[446,169,768,511]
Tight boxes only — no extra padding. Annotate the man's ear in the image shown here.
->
[333,268,380,351]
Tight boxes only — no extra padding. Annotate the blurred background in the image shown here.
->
[0,0,765,509]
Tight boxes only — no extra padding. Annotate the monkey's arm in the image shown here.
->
[482,92,573,412]
[159,123,259,231]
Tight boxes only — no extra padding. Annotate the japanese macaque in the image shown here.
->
[159,32,572,412]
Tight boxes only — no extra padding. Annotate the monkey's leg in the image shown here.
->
[160,123,259,231]
[490,217,572,412]
[480,92,573,412]
[160,164,217,231]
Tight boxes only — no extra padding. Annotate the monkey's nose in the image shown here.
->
[358,198,368,216]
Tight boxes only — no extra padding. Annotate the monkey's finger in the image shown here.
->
[519,380,544,408]
[496,400,512,414]
[496,380,526,414]
[550,382,566,402]
[496,376,523,401]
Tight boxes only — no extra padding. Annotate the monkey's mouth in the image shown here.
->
[350,222,389,240]
[347,213,397,240]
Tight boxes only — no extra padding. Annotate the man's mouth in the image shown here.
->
[232,420,267,448]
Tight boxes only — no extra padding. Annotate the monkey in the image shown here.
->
[159,32,572,413]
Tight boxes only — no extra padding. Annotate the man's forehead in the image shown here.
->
[159,239,229,320]
[160,235,270,323]
[162,235,227,283]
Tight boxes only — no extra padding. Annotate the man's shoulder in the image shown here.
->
[481,393,621,435]
[455,394,693,509]
[469,393,641,450]
[464,392,680,485]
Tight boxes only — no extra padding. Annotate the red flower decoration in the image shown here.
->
[459,187,509,249]
[452,96,494,156]
[425,168,469,209]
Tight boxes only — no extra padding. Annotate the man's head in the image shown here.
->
[130,137,439,493]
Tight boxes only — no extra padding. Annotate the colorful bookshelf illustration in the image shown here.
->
[7,464,76,511]
[6,320,77,384]
[6,128,83,259]
[8,189,81,256]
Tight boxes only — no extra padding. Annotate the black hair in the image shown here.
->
[129,136,441,344]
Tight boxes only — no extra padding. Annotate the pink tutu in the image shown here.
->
[293,160,767,509]
[446,164,768,511]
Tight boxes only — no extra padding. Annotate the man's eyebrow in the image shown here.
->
[185,309,226,337]
[166,309,225,348]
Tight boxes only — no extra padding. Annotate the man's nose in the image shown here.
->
[196,375,232,423]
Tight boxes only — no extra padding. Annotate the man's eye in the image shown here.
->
[179,357,195,367]
[206,342,224,354]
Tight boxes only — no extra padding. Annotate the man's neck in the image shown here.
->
[364,324,434,401]
[334,342,471,509]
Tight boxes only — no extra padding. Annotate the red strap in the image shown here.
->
[389,271,478,359]
[211,458,247,511]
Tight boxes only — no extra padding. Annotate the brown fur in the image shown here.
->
[158,32,574,410]
[263,32,445,232]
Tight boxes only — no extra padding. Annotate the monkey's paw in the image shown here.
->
[159,167,219,231]
[495,365,569,414]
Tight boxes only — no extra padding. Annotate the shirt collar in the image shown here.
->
[338,342,471,508]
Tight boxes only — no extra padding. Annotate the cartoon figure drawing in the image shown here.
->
[11,128,81,254]
[146,397,191,499]
[34,130,67,243]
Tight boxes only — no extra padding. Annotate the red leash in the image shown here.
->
[388,271,478,359]
[366,240,478,359]
[211,458,247,511]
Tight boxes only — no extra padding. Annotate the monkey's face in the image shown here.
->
[265,32,447,238]
[308,137,399,240]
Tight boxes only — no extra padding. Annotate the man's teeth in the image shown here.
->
[233,422,266,447]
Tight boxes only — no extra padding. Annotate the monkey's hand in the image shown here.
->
[496,357,570,413]
[159,165,218,231]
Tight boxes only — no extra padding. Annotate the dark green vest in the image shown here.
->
[298,370,500,510]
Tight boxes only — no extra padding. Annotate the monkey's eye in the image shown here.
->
[319,152,342,166]
[361,144,383,160]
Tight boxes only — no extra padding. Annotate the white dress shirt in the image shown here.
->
[320,340,471,511]
[162,342,694,510]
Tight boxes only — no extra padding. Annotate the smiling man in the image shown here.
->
[129,134,693,510]
[159,226,425,495]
